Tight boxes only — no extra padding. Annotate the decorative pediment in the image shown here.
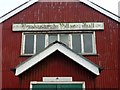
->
[15,41,102,76]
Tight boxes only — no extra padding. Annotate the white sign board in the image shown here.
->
[43,77,72,82]
[13,22,104,31]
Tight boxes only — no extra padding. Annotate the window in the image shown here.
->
[72,32,96,54]
[21,32,96,55]
[48,34,70,46]
[22,33,45,55]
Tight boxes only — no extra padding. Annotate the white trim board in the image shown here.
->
[15,41,101,76]
[43,77,72,82]
[0,0,120,23]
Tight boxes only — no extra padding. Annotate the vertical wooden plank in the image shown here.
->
[0,24,2,90]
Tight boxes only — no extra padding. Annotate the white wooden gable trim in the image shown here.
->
[0,0,120,23]
[15,42,101,76]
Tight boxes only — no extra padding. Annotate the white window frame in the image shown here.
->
[79,32,97,55]
[21,32,97,56]
[21,33,36,56]
[30,81,85,90]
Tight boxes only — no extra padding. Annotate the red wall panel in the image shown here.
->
[2,2,119,89]
[0,24,2,89]
[118,21,120,89]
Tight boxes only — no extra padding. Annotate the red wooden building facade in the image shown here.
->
[0,0,120,89]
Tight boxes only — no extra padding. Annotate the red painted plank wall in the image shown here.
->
[2,2,119,89]
[118,22,120,89]
[0,24,2,89]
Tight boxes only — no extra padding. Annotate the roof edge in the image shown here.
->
[0,0,38,23]
[0,0,120,23]
[80,0,120,23]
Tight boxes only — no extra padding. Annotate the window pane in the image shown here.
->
[36,34,45,54]
[60,34,69,46]
[24,34,34,54]
[83,33,93,53]
[72,34,81,53]
[49,34,58,44]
